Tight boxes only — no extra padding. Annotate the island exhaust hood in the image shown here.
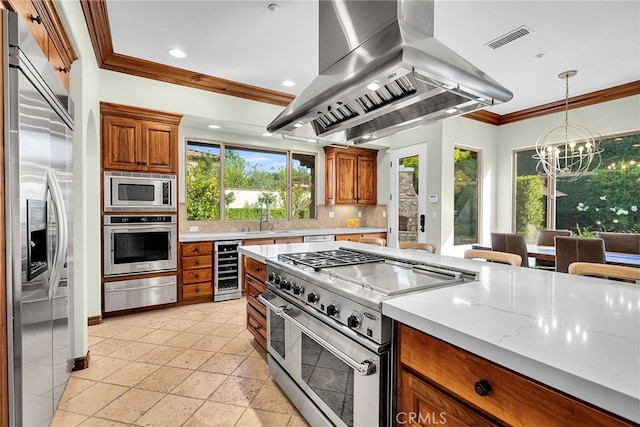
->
[267,0,513,144]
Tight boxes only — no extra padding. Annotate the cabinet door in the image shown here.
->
[335,152,358,204]
[357,154,377,205]
[325,149,336,205]
[399,369,497,427]
[142,121,177,173]
[102,116,141,170]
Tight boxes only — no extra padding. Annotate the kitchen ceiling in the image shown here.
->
[104,0,639,118]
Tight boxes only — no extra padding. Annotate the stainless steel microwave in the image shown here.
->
[104,171,176,212]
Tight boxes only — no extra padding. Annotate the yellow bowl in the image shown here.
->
[346,218,360,228]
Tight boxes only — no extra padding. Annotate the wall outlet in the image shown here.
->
[189,226,199,232]
[357,211,362,218]
[329,211,335,218]
[432,211,437,219]
[382,211,386,218]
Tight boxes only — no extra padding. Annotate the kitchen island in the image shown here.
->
[239,241,640,425]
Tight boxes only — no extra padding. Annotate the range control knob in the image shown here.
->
[293,284,304,295]
[326,304,339,317]
[307,292,319,303]
[268,272,275,282]
[274,275,282,285]
[347,314,361,329]
[284,280,293,291]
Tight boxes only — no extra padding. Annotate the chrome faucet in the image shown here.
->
[259,200,270,231]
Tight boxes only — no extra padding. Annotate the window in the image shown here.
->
[514,133,640,239]
[186,141,316,221]
[454,148,479,245]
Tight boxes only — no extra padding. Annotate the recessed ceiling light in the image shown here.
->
[362,134,371,139]
[282,80,295,87]
[445,108,458,114]
[262,132,272,137]
[366,81,381,91]
[307,138,317,143]
[268,3,279,12]
[293,122,304,128]
[207,124,221,129]
[168,48,187,59]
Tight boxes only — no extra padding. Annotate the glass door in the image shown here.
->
[389,144,427,248]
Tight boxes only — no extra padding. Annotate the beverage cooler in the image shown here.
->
[214,240,241,302]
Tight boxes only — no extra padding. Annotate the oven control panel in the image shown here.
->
[267,267,391,345]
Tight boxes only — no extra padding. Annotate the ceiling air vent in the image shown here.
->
[484,26,533,49]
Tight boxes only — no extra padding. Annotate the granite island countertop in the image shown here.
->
[180,227,386,242]
[238,241,640,423]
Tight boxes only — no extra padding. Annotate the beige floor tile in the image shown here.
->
[108,341,157,361]
[60,377,97,403]
[166,348,214,370]
[209,323,245,338]
[231,355,270,380]
[136,345,185,365]
[287,410,311,427]
[126,316,172,330]
[89,338,132,357]
[94,388,164,424]
[251,380,295,414]
[71,357,130,382]
[137,329,179,345]
[111,326,155,341]
[237,408,292,426]
[163,332,206,348]
[190,334,233,352]
[235,329,254,340]
[208,376,265,406]
[87,322,130,338]
[183,401,246,427]
[78,417,130,426]
[218,338,258,356]
[87,335,106,347]
[57,382,128,416]
[179,310,215,321]
[202,312,235,323]
[224,315,247,326]
[199,353,246,375]
[136,366,192,393]
[170,371,227,399]
[183,321,222,335]
[101,361,160,387]
[49,409,88,426]
[135,395,204,427]
[158,318,198,332]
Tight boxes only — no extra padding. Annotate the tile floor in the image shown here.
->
[51,297,309,427]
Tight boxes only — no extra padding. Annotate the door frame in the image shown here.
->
[388,143,428,248]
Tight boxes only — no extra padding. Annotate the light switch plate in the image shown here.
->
[329,211,335,218]
[189,226,198,232]
[357,211,362,218]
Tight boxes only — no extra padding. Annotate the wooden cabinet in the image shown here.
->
[8,0,77,91]
[243,255,268,350]
[101,103,181,174]
[324,146,377,205]
[397,323,631,427]
[180,242,213,302]
[335,232,387,242]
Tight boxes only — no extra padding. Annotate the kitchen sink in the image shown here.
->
[244,230,295,234]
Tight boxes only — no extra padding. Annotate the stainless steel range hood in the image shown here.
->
[267,0,513,144]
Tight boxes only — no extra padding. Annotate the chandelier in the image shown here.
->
[533,70,603,181]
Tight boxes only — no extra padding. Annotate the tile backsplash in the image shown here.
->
[178,204,388,234]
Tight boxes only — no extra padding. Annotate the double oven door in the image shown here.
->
[259,290,388,427]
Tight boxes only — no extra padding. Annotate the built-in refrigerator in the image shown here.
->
[3,10,75,426]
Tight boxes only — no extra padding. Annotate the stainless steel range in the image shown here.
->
[258,247,475,427]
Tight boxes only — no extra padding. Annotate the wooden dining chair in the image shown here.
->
[595,232,640,254]
[490,232,529,267]
[463,249,522,266]
[359,236,386,247]
[535,229,572,268]
[568,262,640,282]
[554,237,606,273]
[398,241,436,254]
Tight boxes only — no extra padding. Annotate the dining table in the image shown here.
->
[471,244,640,268]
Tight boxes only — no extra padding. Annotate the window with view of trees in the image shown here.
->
[454,148,479,245]
[514,133,640,241]
[186,141,316,221]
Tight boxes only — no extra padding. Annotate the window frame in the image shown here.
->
[453,145,482,246]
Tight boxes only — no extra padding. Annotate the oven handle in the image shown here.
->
[258,294,376,376]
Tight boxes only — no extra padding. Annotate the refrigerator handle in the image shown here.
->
[47,169,68,300]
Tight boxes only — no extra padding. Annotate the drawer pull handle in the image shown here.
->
[474,380,492,397]
[254,267,261,273]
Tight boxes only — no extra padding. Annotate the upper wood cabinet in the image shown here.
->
[101,103,182,174]
[324,146,377,205]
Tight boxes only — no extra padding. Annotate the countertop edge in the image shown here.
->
[382,303,640,424]
[180,227,387,242]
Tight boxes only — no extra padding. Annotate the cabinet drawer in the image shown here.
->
[182,283,213,299]
[246,304,267,350]
[182,268,212,284]
[398,324,630,427]
[244,256,267,282]
[182,255,212,270]
[182,242,213,257]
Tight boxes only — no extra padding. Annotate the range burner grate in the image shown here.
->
[279,249,384,271]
